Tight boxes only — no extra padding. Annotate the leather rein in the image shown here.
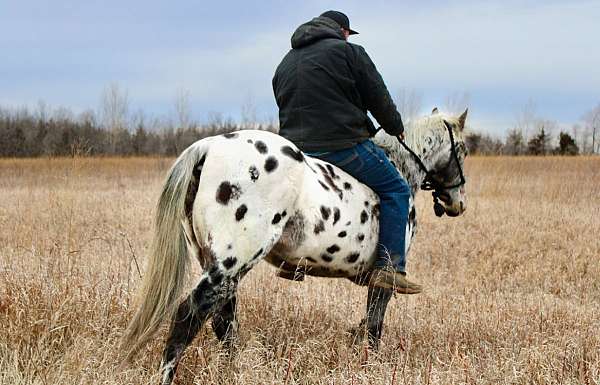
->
[395,120,466,217]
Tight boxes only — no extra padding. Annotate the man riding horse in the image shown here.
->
[273,10,421,294]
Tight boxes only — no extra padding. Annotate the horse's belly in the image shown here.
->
[275,154,382,277]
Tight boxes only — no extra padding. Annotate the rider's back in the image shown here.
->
[273,16,386,153]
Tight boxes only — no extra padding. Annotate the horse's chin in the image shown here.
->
[443,203,465,217]
[445,209,461,217]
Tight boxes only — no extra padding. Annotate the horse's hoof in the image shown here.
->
[277,269,305,281]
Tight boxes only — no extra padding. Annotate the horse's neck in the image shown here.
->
[373,128,440,195]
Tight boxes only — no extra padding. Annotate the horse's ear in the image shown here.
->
[458,108,468,130]
[432,107,439,115]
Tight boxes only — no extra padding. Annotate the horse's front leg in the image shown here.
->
[365,285,393,348]
[353,285,393,349]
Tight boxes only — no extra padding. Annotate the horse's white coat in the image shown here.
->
[186,112,466,279]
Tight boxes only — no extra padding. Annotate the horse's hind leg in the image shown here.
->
[212,294,238,350]
[159,265,238,385]
[159,243,269,385]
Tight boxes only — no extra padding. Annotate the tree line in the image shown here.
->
[0,105,276,157]
[0,85,598,157]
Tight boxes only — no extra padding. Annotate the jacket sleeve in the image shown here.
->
[350,45,404,136]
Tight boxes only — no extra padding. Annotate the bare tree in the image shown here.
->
[514,99,537,142]
[174,88,192,130]
[36,99,48,123]
[101,83,129,131]
[395,88,422,122]
[583,104,600,154]
[101,83,130,153]
[241,93,258,129]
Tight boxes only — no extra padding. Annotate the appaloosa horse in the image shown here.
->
[122,109,469,384]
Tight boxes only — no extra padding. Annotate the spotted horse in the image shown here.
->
[122,108,469,384]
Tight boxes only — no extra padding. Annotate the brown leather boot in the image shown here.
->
[368,268,422,294]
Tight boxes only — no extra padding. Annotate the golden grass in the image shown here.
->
[1,156,599,384]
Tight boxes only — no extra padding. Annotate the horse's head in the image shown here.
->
[425,108,468,217]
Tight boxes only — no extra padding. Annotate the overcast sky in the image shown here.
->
[1,0,599,136]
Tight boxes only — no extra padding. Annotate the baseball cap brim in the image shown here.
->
[348,28,359,35]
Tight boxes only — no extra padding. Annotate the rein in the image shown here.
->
[395,120,466,217]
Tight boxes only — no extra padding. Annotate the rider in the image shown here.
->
[272,10,422,294]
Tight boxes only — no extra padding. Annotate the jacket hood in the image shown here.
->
[291,16,345,49]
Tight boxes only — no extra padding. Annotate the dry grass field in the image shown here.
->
[1,156,599,384]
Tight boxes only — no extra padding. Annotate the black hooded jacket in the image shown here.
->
[273,16,404,152]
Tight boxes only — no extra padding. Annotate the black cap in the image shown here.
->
[320,10,359,35]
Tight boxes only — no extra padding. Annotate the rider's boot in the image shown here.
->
[368,257,422,294]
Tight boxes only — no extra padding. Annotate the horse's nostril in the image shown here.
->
[460,201,465,212]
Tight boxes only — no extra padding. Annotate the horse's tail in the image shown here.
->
[121,139,211,362]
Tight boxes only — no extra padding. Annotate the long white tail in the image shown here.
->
[121,139,211,361]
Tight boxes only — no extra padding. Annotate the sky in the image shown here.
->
[1,0,599,136]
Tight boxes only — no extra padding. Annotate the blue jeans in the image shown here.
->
[306,140,411,273]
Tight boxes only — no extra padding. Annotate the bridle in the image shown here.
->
[395,120,466,217]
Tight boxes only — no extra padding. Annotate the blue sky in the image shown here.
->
[1,0,599,136]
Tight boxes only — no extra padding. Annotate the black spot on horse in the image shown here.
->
[272,213,282,225]
[318,181,330,191]
[306,257,317,263]
[247,139,253,144]
[264,156,278,172]
[281,210,287,218]
[357,233,365,242]
[235,204,247,221]
[345,221,351,226]
[255,140,268,154]
[338,231,347,238]
[326,244,340,254]
[223,257,237,270]
[281,145,304,162]
[333,207,340,225]
[313,220,325,235]
[323,174,343,200]
[223,132,238,139]
[360,210,369,224]
[325,164,339,179]
[216,181,241,205]
[321,254,333,263]
[317,163,328,175]
[364,201,370,207]
[249,165,259,182]
[371,204,381,218]
[346,252,360,263]
[320,206,331,221]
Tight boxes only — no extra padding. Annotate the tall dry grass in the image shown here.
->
[0,156,599,384]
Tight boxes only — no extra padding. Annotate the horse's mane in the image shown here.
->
[375,113,458,155]
[373,113,462,190]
